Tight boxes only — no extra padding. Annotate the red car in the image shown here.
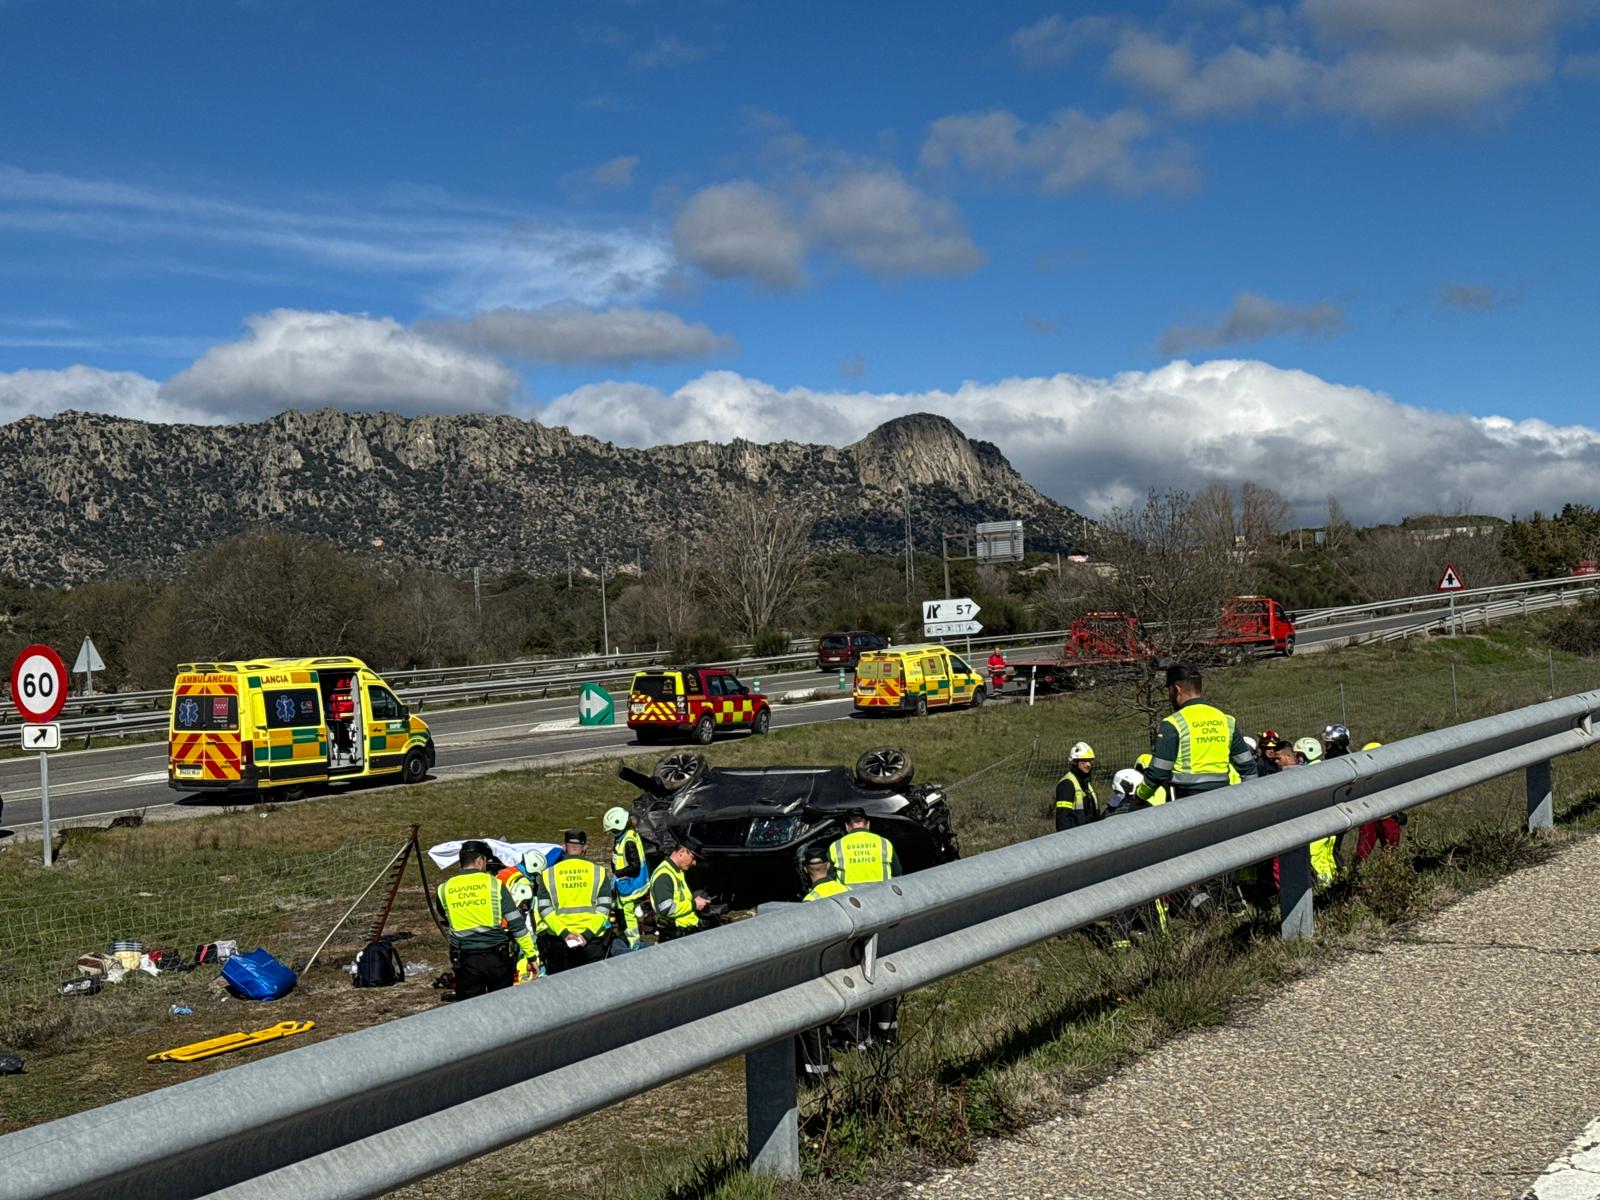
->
[816,630,888,672]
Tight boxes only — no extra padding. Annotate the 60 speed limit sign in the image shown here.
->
[10,643,68,723]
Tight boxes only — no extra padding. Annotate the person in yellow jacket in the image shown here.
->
[604,806,649,949]
[1054,742,1100,830]
[1137,663,1257,802]
[536,829,618,973]
[650,840,710,942]
[828,809,901,884]
[796,847,849,1080]
[437,840,537,999]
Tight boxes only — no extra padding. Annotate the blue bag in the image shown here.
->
[219,948,297,1001]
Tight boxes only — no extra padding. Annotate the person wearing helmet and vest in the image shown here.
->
[536,829,618,973]
[1055,742,1100,830]
[828,808,901,883]
[1138,663,1257,802]
[487,852,538,983]
[437,840,538,999]
[1267,741,1338,888]
[1353,740,1404,860]
[650,839,710,942]
[604,806,649,949]
[796,846,850,1079]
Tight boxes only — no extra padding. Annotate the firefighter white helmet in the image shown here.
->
[1069,741,1095,761]
[603,806,630,832]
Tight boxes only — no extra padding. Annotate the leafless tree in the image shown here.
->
[618,535,703,648]
[695,493,816,638]
[1240,482,1293,554]
[1345,514,1521,601]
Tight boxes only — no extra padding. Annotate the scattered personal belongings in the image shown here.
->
[220,948,297,1001]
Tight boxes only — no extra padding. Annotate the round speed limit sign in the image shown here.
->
[10,643,68,723]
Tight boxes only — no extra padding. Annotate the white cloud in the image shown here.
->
[0,364,210,424]
[1011,14,1123,65]
[921,108,1200,195]
[1323,44,1550,122]
[805,168,984,277]
[560,155,640,198]
[1301,0,1576,52]
[671,181,806,287]
[1109,36,1320,117]
[541,361,1600,524]
[416,304,734,364]
[628,35,708,69]
[1160,292,1348,355]
[160,309,521,419]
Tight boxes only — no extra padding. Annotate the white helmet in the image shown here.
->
[603,806,630,832]
[1243,735,1258,752]
[1294,737,1324,763]
[520,849,547,876]
[1112,768,1143,797]
[1069,741,1095,761]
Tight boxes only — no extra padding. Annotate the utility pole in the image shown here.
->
[567,552,573,590]
[599,545,610,658]
[941,533,951,599]
[473,566,481,616]
[903,490,915,605]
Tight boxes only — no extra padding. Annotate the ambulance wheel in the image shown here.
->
[653,752,707,792]
[402,749,429,785]
[691,714,716,745]
[855,746,914,789]
[970,686,987,708]
[913,696,929,718]
[752,707,771,735]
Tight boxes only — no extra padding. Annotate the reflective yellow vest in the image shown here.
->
[1311,836,1338,886]
[828,830,895,884]
[1056,772,1098,815]
[803,878,850,902]
[438,871,504,941]
[612,828,649,897]
[1164,703,1237,790]
[538,859,613,936]
[649,858,700,930]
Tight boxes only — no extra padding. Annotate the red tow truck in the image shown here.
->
[1212,595,1297,658]
[1010,612,1155,693]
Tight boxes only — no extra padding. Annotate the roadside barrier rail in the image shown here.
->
[4,687,1595,1199]
[1296,572,1599,628]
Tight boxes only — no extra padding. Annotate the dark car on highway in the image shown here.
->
[618,746,959,904]
[816,630,888,672]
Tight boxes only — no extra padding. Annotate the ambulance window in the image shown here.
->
[922,656,947,679]
[632,674,677,700]
[264,689,321,729]
[949,656,972,674]
[175,694,238,731]
[367,687,403,721]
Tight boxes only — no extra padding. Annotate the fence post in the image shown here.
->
[1526,760,1553,834]
[1278,843,1314,940]
[1549,650,1557,698]
[745,1038,800,1179]
[1451,664,1459,720]
[1338,682,1347,725]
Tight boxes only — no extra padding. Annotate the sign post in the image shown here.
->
[10,645,69,867]
[578,682,615,727]
[1436,563,1466,635]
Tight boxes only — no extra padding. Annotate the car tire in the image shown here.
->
[691,714,716,746]
[401,748,428,785]
[913,695,929,718]
[1283,635,1296,657]
[970,685,987,708]
[653,751,707,792]
[752,707,771,735]
[855,746,915,789]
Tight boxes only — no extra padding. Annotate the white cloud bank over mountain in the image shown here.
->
[4,346,1596,525]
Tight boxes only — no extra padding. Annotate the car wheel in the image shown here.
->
[1283,635,1296,657]
[970,685,987,708]
[913,695,929,718]
[855,746,915,789]
[653,751,707,792]
[401,748,428,785]
[752,707,771,735]
[692,714,716,745]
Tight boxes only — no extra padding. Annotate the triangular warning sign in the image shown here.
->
[1436,563,1465,592]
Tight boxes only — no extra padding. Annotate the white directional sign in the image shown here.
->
[577,682,615,726]
[922,597,981,625]
[924,620,984,639]
[23,723,61,751]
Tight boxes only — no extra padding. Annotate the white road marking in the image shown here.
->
[125,771,170,783]
[1524,1117,1600,1199]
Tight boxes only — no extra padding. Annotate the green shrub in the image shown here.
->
[751,627,791,658]
[672,629,733,664]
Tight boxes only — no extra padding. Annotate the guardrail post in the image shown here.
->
[1278,843,1314,940]
[1526,759,1553,834]
[745,1038,800,1179]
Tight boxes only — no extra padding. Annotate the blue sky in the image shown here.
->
[2,0,1599,522]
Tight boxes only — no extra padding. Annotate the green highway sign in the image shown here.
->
[578,682,615,726]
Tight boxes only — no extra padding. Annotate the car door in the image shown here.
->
[363,679,409,773]
[920,653,951,707]
[947,654,978,703]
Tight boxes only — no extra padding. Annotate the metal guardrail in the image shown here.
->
[3,688,1595,1199]
[1366,590,1579,645]
[1296,572,1599,628]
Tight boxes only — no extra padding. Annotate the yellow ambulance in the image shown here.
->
[168,656,434,796]
[853,644,987,717]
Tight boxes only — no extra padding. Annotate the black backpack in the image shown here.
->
[354,938,403,988]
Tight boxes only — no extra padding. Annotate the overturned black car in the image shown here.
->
[618,747,960,905]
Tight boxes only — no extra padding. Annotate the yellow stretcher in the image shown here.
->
[147,1020,315,1063]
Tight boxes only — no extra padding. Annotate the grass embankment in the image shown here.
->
[2,622,1597,1198]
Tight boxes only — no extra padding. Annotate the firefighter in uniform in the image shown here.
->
[603,806,649,949]
[437,840,537,998]
[536,830,618,973]
[828,808,901,884]
[649,840,709,942]
[826,810,901,1045]
[1054,742,1100,830]
[1137,663,1258,802]
[489,852,538,982]
[795,847,848,1081]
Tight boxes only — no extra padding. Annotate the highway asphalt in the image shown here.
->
[0,609,1473,834]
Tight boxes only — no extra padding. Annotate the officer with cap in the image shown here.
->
[437,840,538,998]
[536,829,619,973]
[1054,741,1100,830]
[1137,663,1257,802]
[828,808,900,884]
[604,806,649,949]
[649,837,710,942]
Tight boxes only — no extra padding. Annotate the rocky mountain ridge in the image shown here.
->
[0,408,1088,586]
